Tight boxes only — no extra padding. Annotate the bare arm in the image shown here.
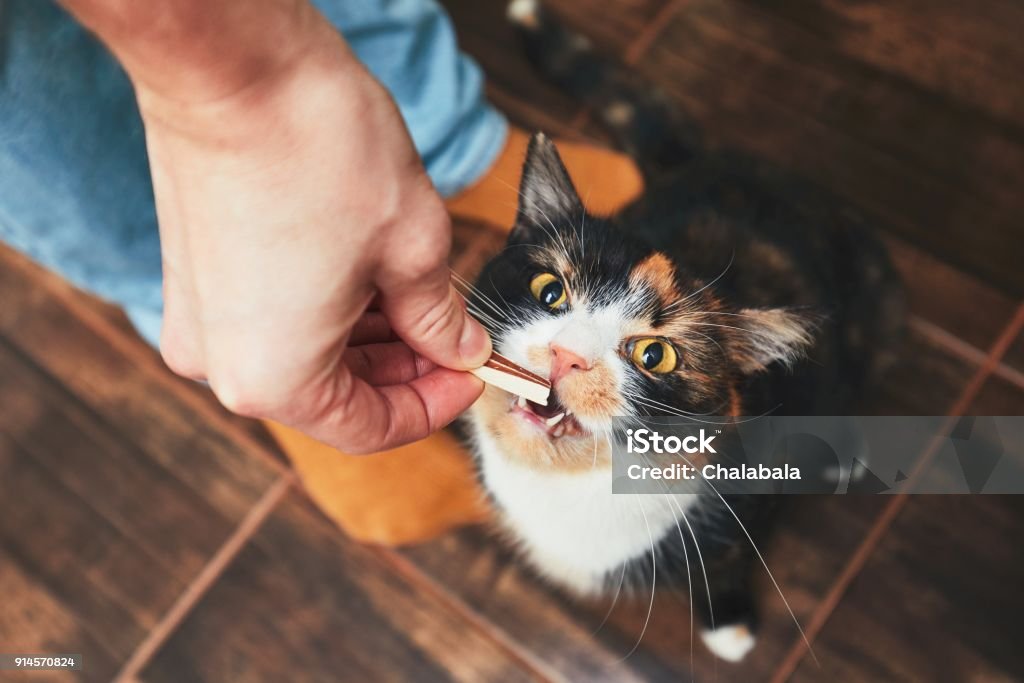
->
[57,0,491,452]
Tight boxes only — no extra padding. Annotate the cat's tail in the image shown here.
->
[507,0,700,176]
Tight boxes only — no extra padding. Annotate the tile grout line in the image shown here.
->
[113,472,296,682]
[910,315,1024,391]
[278,453,559,682]
[536,4,1024,675]
[624,0,689,65]
[769,301,1024,683]
[568,0,689,130]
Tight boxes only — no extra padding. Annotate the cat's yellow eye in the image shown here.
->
[629,338,678,374]
[530,272,568,310]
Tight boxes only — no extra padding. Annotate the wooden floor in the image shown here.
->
[3,1,1024,681]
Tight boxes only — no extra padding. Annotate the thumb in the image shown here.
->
[378,263,492,371]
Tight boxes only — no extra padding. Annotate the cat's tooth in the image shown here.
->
[517,395,528,410]
[546,412,565,427]
[552,422,566,438]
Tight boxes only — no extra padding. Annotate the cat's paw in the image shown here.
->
[700,624,756,662]
[507,0,540,27]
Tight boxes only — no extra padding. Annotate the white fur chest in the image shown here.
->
[475,428,699,595]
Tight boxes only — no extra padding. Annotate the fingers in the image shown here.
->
[375,196,491,371]
[344,341,434,386]
[308,367,484,454]
[375,368,484,448]
[349,311,396,346]
[378,264,492,372]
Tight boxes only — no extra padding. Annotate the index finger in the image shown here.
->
[301,365,484,454]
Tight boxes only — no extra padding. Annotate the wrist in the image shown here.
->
[136,26,375,154]
[60,0,353,108]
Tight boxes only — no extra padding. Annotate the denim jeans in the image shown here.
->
[0,0,507,346]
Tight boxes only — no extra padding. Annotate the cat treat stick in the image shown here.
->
[451,273,551,405]
[472,352,551,406]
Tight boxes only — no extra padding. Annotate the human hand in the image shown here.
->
[62,0,491,452]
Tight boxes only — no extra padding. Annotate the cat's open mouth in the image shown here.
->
[511,391,586,439]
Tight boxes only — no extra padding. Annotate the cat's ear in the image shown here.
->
[513,133,584,237]
[729,308,818,374]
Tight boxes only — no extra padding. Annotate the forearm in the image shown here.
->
[57,0,486,450]
[56,0,346,106]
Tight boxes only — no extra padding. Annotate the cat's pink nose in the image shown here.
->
[549,344,591,384]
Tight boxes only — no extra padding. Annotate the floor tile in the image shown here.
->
[790,494,1024,683]
[0,344,277,681]
[138,493,536,683]
[737,0,1024,128]
[636,0,1024,295]
[0,247,280,520]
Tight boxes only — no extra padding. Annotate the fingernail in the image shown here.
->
[459,318,492,367]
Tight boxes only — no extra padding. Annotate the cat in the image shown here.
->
[461,0,904,663]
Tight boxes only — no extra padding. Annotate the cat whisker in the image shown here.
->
[498,241,546,253]
[664,250,736,312]
[494,179,579,274]
[601,430,658,661]
[500,183,582,272]
[686,329,727,358]
[451,271,511,322]
[626,399,699,421]
[592,562,627,637]
[578,203,587,262]
[533,205,575,266]
[673,508,703,680]
[618,491,658,663]
[453,276,536,336]
[462,300,504,327]
[622,391,716,418]
[617,424,714,671]
[466,308,506,332]
[625,394,784,427]
[693,310,773,319]
[674,451,818,666]
[684,321,790,342]
[455,285,506,323]
[639,451,699,680]
[486,272,524,324]
[467,305,509,331]
[589,429,628,636]
[623,394,740,426]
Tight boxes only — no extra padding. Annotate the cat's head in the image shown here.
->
[468,134,815,470]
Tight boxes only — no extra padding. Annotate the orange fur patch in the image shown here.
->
[728,384,742,417]
[630,252,679,308]
[472,386,611,473]
[540,246,574,282]
[523,344,622,422]
[526,345,552,370]
[558,363,622,421]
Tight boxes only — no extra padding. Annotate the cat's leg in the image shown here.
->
[694,572,758,663]
[701,623,757,663]
[656,514,760,662]
[686,516,762,662]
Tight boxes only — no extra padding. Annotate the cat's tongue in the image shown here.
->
[528,392,564,419]
[520,390,584,438]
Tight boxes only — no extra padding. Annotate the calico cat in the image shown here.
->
[462,0,903,662]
